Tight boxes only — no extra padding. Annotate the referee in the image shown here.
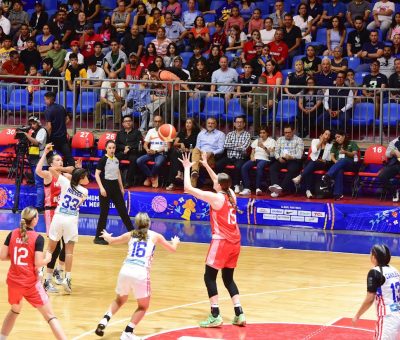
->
[94,140,134,245]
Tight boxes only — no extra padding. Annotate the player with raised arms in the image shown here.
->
[94,212,180,339]
[353,244,400,339]
[180,152,246,328]
[46,163,89,294]
[0,206,67,339]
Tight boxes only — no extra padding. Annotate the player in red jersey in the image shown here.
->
[36,143,77,293]
[0,206,67,339]
[180,152,246,328]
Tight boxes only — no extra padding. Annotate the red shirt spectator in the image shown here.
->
[268,40,288,66]
[79,23,103,59]
[0,51,25,83]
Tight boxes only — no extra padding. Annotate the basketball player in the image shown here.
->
[353,244,400,339]
[180,152,246,327]
[0,206,67,340]
[46,167,89,294]
[94,212,180,339]
[36,143,78,293]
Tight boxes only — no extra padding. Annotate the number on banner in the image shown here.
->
[79,132,89,138]
[106,133,116,140]
[6,129,15,135]
[373,146,383,154]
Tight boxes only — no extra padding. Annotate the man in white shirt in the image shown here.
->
[86,56,105,88]
[0,7,10,35]
[260,17,276,45]
[61,40,84,74]
[181,0,201,29]
[95,72,127,129]
[378,45,396,79]
[208,55,238,103]
[367,0,395,37]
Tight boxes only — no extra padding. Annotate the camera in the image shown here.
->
[15,125,30,144]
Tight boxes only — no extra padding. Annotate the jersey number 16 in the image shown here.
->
[131,242,147,258]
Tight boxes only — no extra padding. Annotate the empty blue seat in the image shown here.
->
[77,91,98,115]
[3,89,29,111]
[225,98,245,119]
[180,51,193,69]
[204,13,216,24]
[56,91,74,112]
[200,96,225,119]
[187,97,201,115]
[376,103,400,126]
[346,57,360,70]
[276,99,298,123]
[315,28,327,43]
[350,103,375,126]
[26,90,48,113]
[210,1,224,11]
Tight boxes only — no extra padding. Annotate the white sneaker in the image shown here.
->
[306,190,313,199]
[269,184,282,194]
[239,188,251,195]
[53,269,64,285]
[256,188,262,196]
[292,175,301,185]
[62,278,72,294]
[271,192,279,198]
[120,332,141,340]
[393,190,400,202]
[234,185,240,194]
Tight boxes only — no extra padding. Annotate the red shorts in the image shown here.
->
[8,281,49,307]
[205,239,240,269]
[44,209,55,235]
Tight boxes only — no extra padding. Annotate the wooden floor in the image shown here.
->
[0,230,387,339]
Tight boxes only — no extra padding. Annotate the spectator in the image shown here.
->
[315,58,337,87]
[206,44,222,74]
[98,15,117,52]
[187,15,210,51]
[321,131,359,200]
[152,27,171,57]
[0,8,10,35]
[346,0,371,28]
[307,0,324,33]
[103,39,128,78]
[241,30,261,64]
[268,124,304,198]
[20,38,41,71]
[67,0,82,27]
[136,115,169,188]
[190,117,225,187]
[182,0,201,30]
[82,0,101,22]
[37,24,55,57]
[236,63,258,100]
[163,42,178,67]
[93,42,105,68]
[8,0,29,37]
[79,22,103,59]
[65,52,87,93]
[388,12,400,41]
[249,41,265,76]
[346,68,358,88]
[26,65,41,94]
[41,57,62,92]
[362,60,387,114]
[166,118,200,191]
[302,45,321,76]
[133,3,149,34]
[323,16,346,57]
[172,55,191,79]
[240,0,256,22]
[248,8,263,35]
[163,12,186,51]
[43,91,74,166]
[260,17,276,45]
[269,0,286,29]
[190,59,211,98]
[346,16,370,58]
[331,47,348,73]
[124,52,143,81]
[284,60,307,98]
[46,39,67,72]
[321,70,354,130]
[261,59,282,96]
[283,13,302,62]
[115,114,143,188]
[86,56,105,88]
[319,0,346,27]
[225,6,245,35]
[208,55,239,103]
[293,130,332,199]
[146,0,162,14]
[268,28,288,67]
[358,30,385,73]
[378,137,400,201]
[210,20,227,51]
[121,25,145,58]
[293,3,313,43]
[49,10,73,48]
[240,126,276,196]
[187,44,206,73]
[146,8,165,36]
[73,11,87,41]
[367,0,394,38]
[215,116,251,193]
[0,50,25,84]
[162,0,182,21]
[13,23,31,52]
[389,58,400,102]
[378,45,396,78]
[62,40,84,74]
[95,72,126,128]
[140,42,157,69]
[29,1,48,37]
[111,0,131,41]
[204,0,237,23]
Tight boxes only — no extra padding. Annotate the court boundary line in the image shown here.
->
[72,282,362,339]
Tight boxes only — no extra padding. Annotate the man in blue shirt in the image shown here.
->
[356,30,384,72]
[315,58,337,87]
[319,0,347,26]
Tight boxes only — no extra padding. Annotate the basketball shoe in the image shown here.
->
[120,331,141,339]
[44,280,59,293]
[232,313,246,326]
[95,323,106,337]
[199,314,223,328]
[62,278,72,294]
[53,269,64,285]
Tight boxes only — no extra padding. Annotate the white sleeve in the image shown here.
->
[144,130,153,143]
[35,128,47,146]
[56,174,69,193]
[65,52,70,61]
[251,139,257,149]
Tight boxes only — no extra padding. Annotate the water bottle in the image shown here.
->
[164,141,168,153]
[239,180,243,192]
[138,140,143,152]
[354,153,358,163]
[189,144,193,152]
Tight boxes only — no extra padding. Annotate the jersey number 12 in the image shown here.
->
[13,247,28,266]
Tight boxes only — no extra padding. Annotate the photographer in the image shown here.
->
[23,116,47,211]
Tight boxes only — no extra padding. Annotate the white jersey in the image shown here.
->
[55,175,88,217]
[375,265,400,316]
[124,230,156,270]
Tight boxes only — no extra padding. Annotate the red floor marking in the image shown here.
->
[333,317,375,330]
[146,323,374,340]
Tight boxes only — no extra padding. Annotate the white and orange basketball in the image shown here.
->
[158,124,177,142]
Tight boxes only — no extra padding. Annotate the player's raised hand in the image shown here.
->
[44,143,54,154]
[171,236,180,245]
[178,152,194,169]
[199,151,209,167]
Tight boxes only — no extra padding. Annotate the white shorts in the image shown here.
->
[115,264,150,299]
[48,213,79,243]
[376,313,400,340]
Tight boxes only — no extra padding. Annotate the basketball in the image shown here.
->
[158,124,177,142]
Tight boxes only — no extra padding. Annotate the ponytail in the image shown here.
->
[217,173,242,213]
[20,219,28,244]
[132,212,150,241]
[20,206,38,243]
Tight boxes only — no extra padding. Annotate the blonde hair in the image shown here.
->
[132,212,150,241]
[20,206,37,243]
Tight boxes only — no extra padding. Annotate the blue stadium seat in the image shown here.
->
[350,103,375,126]
[42,0,58,10]
[315,28,327,43]
[354,72,370,86]
[56,91,74,112]
[3,89,29,111]
[144,36,154,47]
[187,97,201,116]
[204,13,216,24]
[281,69,293,84]
[200,96,225,119]
[376,103,400,126]
[225,98,245,118]
[346,57,360,70]
[101,0,116,10]
[255,1,270,16]
[208,26,216,36]
[76,91,98,115]
[210,1,224,11]
[276,99,298,123]
[180,51,193,69]
[26,90,47,113]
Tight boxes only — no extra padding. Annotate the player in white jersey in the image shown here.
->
[95,212,180,340]
[353,244,400,340]
[46,167,89,294]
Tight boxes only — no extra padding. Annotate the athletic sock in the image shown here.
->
[65,272,71,279]
[57,264,64,271]
[124,322,135,333]
[211,304,220,318]
[234,303,243,316]
[0,334,7,340]
[100,311,112,326]
[47,273,53,280]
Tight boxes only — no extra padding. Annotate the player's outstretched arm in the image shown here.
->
[101,230,131,245]
[36,143,53,181]
[352,292,375,324]
[0,243,9,261]
[155,234,180,252]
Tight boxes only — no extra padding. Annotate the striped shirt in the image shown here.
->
[224,130,251,159]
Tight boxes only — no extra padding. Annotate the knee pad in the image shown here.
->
[204,272,218,298]
[222,270,239,297]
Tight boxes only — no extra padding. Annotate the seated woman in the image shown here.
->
[133,3,149,35]
[37,24,55,57]
[323,16,346,57]
[261,59,283,109]
[111,0,131,41]
[330,46,348,73]
[320,131,359,200]
[284,59,307,98]
[166,118,200,190]
[239,126,276,196]
[292,129,332,198]
[146,7,165,36]
[226,25,247,53]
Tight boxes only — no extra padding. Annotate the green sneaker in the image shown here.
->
[199,314,223,328]
[232,313,246,326]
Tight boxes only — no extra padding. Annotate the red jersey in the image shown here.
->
[243,40,257,62]
[6,228,44,288]
[268,41,288,64]
[81,34,103,58]
[44,175,61,208]
[210,193,241,243]
[125,64,143,82]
